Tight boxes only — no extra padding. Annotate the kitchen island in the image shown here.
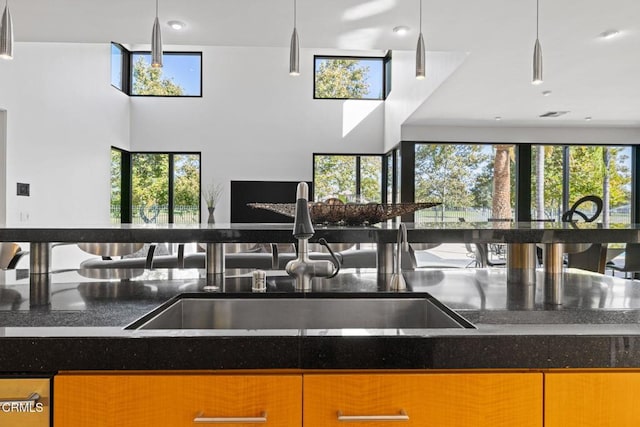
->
[0,266,639,371]
[0,221,639,371]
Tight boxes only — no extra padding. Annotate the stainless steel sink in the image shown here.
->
[126,294,474,330]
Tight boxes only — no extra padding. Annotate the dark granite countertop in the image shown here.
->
[1,267,640,372]
[2,222,640,244]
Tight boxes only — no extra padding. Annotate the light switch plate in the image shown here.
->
[17,182,30,196]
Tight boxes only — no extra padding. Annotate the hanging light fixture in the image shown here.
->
[151,0,163,68]
[532,0,543,84]
[415,0,425,80]
[0,0,13,60]
[289,0,300,76]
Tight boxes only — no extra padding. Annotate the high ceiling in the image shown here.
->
[7,0,640,127]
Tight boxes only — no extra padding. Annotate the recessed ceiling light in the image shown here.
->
[599,29,620,39]
[392,26,410,35]
[542,90,552,96]
[494,116,502,121]
[167,20,186,30]
[585,116,592,121]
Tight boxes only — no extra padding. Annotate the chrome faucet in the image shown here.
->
[389,223,408,291]
[285,182,340,291]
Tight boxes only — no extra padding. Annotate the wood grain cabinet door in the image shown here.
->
[54,374,302,427]
[303,373,542,427]
[0,378,50,427]
[545,372,640,427]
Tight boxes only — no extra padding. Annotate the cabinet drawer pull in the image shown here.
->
[194,411,267,423]
[0,392,40,405]
[337,409,409,422]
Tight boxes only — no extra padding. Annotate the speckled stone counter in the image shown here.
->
[2,221,640,244]
[1,267,640,372]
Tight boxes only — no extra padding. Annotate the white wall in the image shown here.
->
[130,46,385,222]
[0,110,5,226]
[0,43,130,226]
[401,124,640,145]
[384,50,467,151]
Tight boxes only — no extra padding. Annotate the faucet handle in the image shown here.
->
[399,223,409,252]
[293,182,314,239]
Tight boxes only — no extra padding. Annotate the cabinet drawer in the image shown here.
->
[545,372,640,427]
[54,374,301,427]
[303,373,542,427]
[0,377,50,427]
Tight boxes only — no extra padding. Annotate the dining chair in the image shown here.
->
[608,243,640,279]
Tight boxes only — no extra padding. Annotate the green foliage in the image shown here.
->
[415,144,491,210]
[314,59,370,99]
[174,155,201,206]
[532,146,630,217]
[360,157,382,202]
[130,154,201,208]
[314,156,356,202]
[313,155,381,202]
[110,149,122,206]
[131,154,169,206]
[470,164,494,208]
[132,57,184,96]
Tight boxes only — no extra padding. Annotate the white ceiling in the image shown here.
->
[7,0,640,127]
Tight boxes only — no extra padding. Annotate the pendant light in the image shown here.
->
[289,0,300,76]
[151,0,163,68]
[415,0,425,80]
[532,0,543,84]
[0,0,13,60]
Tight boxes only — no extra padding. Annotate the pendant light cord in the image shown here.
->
[536,0,539,39]
[419,0,422,32]
[155,0,159,18]
[294,0,297,28]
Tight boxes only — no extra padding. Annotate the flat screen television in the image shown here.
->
[230,180,313,223]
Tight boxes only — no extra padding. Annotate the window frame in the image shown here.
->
[313,53,391,101]
[393,141,637,223]
[312,152,384,203]
[110,42,203,98]
[110,42,130,94]
[129,50,203,98]
[111,148,202,224]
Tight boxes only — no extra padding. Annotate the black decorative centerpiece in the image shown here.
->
[248,199,440,225]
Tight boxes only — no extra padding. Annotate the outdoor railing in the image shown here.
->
[110,204,200,224]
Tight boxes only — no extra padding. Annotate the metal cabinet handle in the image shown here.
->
[0,392,40,405]
[194,411,267,424]
[337,409,409,422]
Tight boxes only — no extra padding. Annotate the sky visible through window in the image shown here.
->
[315,57,384,99]
[110,44,123,89]
[132,53,202,96]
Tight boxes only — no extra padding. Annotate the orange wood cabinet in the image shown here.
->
[303,373,543,427]
[53,373,302,427]
[545,371,640,427]
[0,378,50,427]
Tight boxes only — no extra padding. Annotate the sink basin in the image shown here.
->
[126,293,474,330]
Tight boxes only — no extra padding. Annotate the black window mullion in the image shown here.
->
[355,156,362,199]
[123,47,131,95]
[168,154,175,224]
[121,150,132,223]
[562,146,570,213]
[632,146,640,224]
[516,144,532,221]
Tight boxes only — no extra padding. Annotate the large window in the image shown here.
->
[131,52,202,96]
[414,143,515,222]
[111,148,201,224]
[389,141,634,224]
[110,42,202,97]
[313,154,382,203]
[110,43,126,91]
[313,54,390,100]
[531,145,631,223]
